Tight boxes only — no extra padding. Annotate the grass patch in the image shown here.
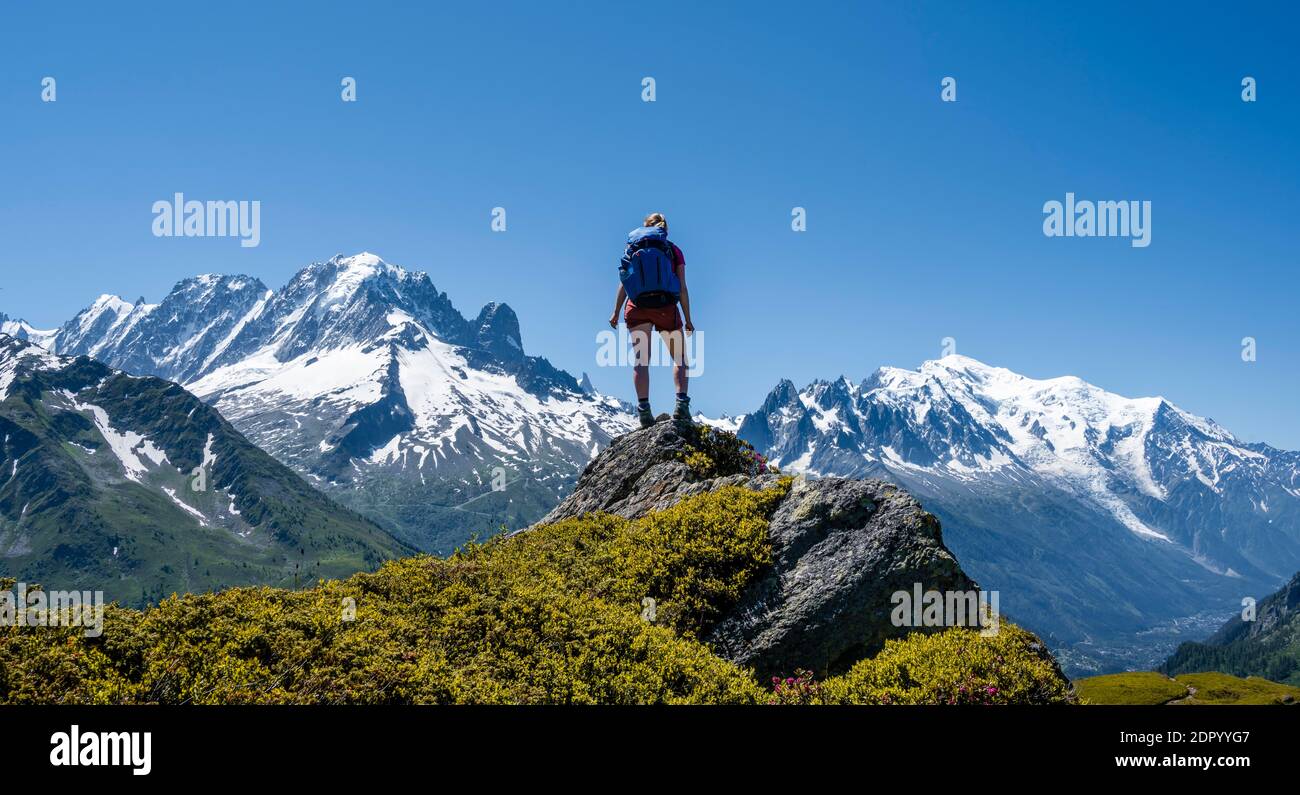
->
[1172,672,1300,705]
[1075,670,1300,705]
[1074,671,1189,705]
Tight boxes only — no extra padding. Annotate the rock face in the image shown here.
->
[539,421,980,677]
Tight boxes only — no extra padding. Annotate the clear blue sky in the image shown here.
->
[2,2,1297,446]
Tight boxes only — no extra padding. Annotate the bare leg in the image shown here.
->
[634,366,650,401]
[630,324,653,401]
[660,329,689,395]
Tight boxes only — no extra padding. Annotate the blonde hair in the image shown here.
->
[643,212,668,234]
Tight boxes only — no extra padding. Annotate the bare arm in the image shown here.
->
[609,284,627,328]
[678,273,694,333]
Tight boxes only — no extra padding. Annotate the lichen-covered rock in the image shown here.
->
[533,420,981,678]
[710,476,976,677]
[538,420,780,522]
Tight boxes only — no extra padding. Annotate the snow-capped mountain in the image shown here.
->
[40,253,636,552]
[734,355,1300,674]
[49,276,270,385]
[0,313,57,349]
[0,334,406,606]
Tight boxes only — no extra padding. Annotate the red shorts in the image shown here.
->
[624,302,682,332]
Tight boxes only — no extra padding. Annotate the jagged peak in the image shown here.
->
[1153,398,1238,443]
[320,251,410,280]
[806,374,853,389]
[758,378,803,412]
[799,376,858,414]
[179,273,266,290]
[0,313,50,331]
[44,249,589,404]
[475,300,517,321]
[0,314,59,347]
[284,253,436,316]
[474,302,523,353]
[87,293,134,314]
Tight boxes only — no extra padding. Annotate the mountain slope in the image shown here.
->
[41,253,636,552]
[1162,570,1300,685]
[0,334,408,606]
[732,355,1300,674]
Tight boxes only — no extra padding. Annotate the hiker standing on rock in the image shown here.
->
[609,212,695,428]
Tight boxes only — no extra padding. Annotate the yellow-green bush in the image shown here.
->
[678,423,777,478]
[814,623,1073,705]
[0,483,787,705]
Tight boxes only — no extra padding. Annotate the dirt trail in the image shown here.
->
[1167,684,1198,705]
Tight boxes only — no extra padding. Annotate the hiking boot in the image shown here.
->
[637,405,655,429]
[672,397,692,423]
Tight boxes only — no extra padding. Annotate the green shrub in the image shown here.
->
[679,424,777,478]
[0,483,789,705]
[815,624,1073,705]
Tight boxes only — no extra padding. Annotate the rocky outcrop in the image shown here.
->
[540,420,780,522]
[537,421,982,678]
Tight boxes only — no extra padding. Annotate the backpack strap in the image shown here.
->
[665,241,680,271]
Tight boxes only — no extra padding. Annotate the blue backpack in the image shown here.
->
[619,226,681,308]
